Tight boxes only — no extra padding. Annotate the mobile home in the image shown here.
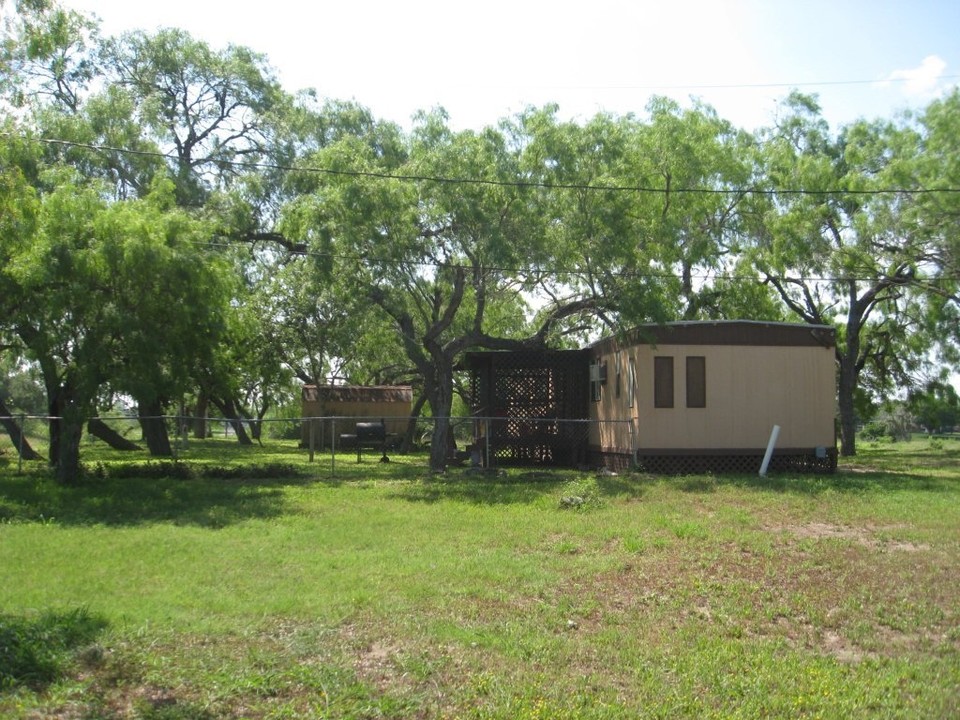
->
[465,321,837,473]
[588,321,837,473]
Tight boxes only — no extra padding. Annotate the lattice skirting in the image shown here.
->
[489,427,591,467]
[592,447,838,475]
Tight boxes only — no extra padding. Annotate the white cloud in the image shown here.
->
[884,55,949,99]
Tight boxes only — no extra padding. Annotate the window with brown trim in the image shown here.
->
[590,362,604,402]
[615,352,622,398]
[686,356,706,408]
[654,356,674,408]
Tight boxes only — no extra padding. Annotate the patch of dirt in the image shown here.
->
[771,522,929,552]
[550,533,957,669]
[820,630,866,663]
[355,639,397,677]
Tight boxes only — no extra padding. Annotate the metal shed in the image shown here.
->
[300,385,413,449]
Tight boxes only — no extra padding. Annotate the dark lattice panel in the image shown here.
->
[491,420,592,466]
[597,449,838,475]
[467,350,590,467]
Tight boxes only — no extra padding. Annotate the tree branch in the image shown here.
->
[423,266,466,346]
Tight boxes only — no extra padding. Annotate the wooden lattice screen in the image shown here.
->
[607,449,839,475]
[466,350,590,467]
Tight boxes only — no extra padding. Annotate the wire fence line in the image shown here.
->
[1,413,634,476]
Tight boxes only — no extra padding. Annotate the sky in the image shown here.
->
[60,0,960,132]
[37,1,960,389]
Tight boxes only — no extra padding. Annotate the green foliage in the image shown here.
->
[908,379,960,432]
[0,0,100,111]
[745,91,958,455]
[0,356,45,415]
[262,399,304,440]
[859,421,888,442]
[98,26,286,204]
[3,164,233,479]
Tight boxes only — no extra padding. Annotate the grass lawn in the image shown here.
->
[1,435,958,718]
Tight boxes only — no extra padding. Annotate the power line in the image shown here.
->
[10,133,960,197]
[226,240,953,287]
[7,132,955,286]
[588,74,960,92]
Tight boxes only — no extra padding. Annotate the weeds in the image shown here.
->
[0,608,107,690]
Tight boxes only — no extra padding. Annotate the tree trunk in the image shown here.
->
[87,417,142,451]
[402,392,428,454]
[213,396,253,445]
[837,309,866,458]
[49,393,85,485]
[138,400,173,457]
[47,394,62,468]
[428,363,455,473]
[249,400,270,445]
[0,397,42,461]
[193,393,209,439]
[246,405,265,445]
[55,416,84,485]
[246,418,263,445]
[837,354,858,457]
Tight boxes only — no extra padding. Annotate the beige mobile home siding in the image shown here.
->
[590,341,835,455]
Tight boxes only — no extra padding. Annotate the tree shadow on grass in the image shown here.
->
[386,468,648,506]
[653,444,959,496]
[0,467,309,528]
[387,471,565,506]
[697,467,958,496]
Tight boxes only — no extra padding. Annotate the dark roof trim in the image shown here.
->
[302,385,413,403]
[463,349,590,370]
[590,321,836,353]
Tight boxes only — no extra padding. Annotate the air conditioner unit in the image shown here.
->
[589,362,608,384]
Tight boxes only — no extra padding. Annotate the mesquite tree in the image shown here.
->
[747,93,958,455]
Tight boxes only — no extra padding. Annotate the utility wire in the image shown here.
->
[592,74,960,91]
[227,240,954,287]
[10,133,960,197]
[8,132,955,285]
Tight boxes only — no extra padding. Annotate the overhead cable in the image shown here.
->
[9,133,960,197]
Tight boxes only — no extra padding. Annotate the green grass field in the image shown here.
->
[1,436,958,718]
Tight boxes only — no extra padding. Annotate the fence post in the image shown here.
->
[308,417,315,463]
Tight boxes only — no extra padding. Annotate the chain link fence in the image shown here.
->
[0,414,51,472]
[2,413,636,476]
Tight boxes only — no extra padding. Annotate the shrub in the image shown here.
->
[263,402,304,441]
[862,405,914,442]
[860,421,886,441]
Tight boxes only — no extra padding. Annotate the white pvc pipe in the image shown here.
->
[759,424,781,477]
